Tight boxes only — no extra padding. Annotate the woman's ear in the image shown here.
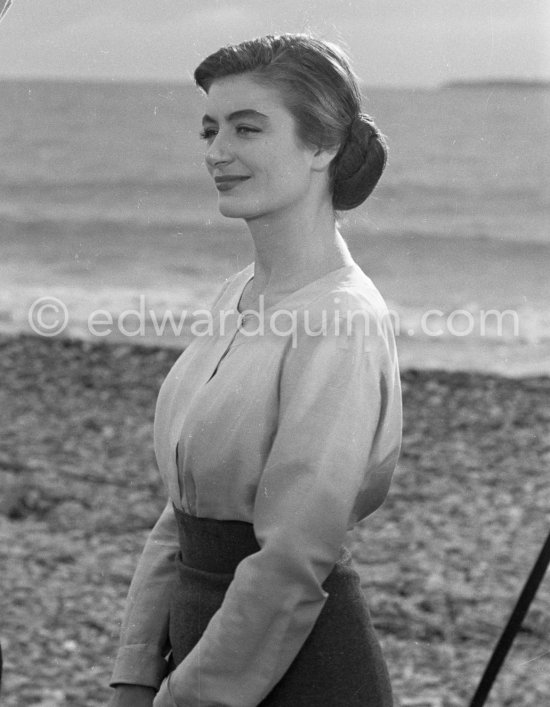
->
[311,145,340,172]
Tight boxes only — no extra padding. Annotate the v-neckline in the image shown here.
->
[234,262,358,316]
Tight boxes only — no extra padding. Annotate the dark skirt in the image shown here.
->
[168,505,392,706]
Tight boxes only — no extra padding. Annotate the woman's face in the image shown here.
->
[201,74,320,221]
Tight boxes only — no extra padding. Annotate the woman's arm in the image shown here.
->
[110,500,179,691]
[154,310,401,707]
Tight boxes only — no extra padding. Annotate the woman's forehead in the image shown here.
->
[204,75,287,119]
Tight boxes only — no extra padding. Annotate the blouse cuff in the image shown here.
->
[110,643,169,690]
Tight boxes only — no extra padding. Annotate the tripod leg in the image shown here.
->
[469,528,550,707]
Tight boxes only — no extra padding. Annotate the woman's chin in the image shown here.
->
[217,199,262,220]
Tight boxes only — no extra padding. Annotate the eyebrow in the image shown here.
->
[201,109,269,125]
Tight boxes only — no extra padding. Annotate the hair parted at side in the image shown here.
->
[194,33,387,211]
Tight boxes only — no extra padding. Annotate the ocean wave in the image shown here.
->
[0,175,197,191]
[0,208,209,229]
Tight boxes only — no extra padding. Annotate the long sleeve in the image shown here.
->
[111,500,180,688]
[154,308,401,706]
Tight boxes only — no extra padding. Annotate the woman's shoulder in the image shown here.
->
[278,264,396,364]
[301,264,393,330]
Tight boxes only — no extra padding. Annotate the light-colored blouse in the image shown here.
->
[111,261,402,707]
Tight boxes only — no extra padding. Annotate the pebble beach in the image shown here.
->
[1,334,549,706]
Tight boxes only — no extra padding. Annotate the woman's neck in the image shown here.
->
[241,200,354,310]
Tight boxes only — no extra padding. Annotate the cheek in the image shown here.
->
[270,152,307,181]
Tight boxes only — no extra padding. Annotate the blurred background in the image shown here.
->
[1,3,550,707]
[0,0,549,374]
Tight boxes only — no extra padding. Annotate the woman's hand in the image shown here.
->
[108,684,156,707]
[152,676,176,707]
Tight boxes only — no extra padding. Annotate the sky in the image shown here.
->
[0,0,548,87]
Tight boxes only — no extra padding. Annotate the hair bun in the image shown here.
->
[332,113,388,211]
[350,113,376,141]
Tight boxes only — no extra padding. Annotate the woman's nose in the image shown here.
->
[205,132,234,169]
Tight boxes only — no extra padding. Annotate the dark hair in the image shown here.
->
[194,34,387,211]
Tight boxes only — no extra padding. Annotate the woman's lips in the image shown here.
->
[214,176,250,192]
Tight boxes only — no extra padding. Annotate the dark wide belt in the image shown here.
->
[172,503,261,574]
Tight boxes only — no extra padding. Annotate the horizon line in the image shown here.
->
[0,74,549,91]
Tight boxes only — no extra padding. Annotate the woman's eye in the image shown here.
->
[236,126,260,136]
[199,125,260,141]
[199,128,217,141]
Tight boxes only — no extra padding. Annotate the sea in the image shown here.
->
[1,79,549,376]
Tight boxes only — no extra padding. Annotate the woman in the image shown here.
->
[109,34,402,707]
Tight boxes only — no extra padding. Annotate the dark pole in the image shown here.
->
[469,528,550,707]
